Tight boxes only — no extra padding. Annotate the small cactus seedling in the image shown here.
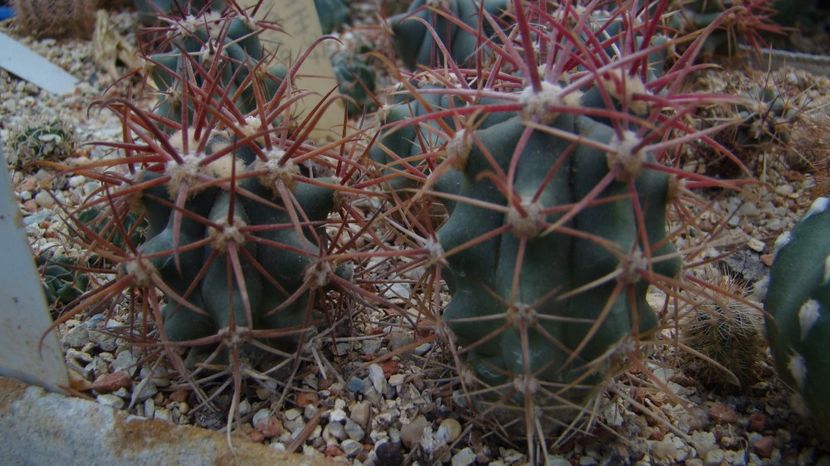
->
[680,267,765,392]
[764,197,830,441]
[6,118,78,173]
[12,0,95,38]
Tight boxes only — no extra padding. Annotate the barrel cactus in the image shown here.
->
[764,197,830,441]
[372,0,739,451]
[56,8,363,415]
[315,0,350,34]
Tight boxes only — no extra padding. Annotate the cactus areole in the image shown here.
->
[764,197,830,440]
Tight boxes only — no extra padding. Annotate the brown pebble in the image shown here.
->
[91,371,132,393]
[296,391,318,408]
[253,414,283,438]
[22,199,38,212]
[249,430,265,443]
[648,429,665,441]
[752,436,775,458]
[381,360,399,378]
[169,389,188,403]
[325,445,345,457]
[708,402,738,424]
[748,412,767,432]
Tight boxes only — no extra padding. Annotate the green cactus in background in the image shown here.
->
[314,0,350,34]
[388,0,508,69]
[764,197,830,441]
[133,0,225,25]
[146,15,287,120]
[331,51,377,118]
[37,254,90,308]
[667,0,782,54]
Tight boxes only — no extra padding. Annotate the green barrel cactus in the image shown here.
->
[388,0,508,69]
[146,15,287,120]
[331,51,377,118]
[315,0,350,34]
[764,197,830,440]
[68,9,350,365]
[134,0,225,25]
[37,254,89,308]
[437,106,680,424]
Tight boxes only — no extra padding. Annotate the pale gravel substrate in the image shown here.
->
[3,9,830,466]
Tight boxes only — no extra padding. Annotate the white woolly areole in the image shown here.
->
[506,198,545,238]
[208,218,247,251]
[424,238,445,264]
[207,156,246,180]
[166,153,203,194]
[519,81,581,124]
[772,231,791,259]
[601,68,650,115]
[607,130,645,180]
[617,249,647,284]
[254,148,298,189]
[512,375,540,396]
[787,352,808,390]
[798,299,821,340]
[176,12,223,33]
[803,197,829,221]
[304,260,332,289]
[240,115,264,141]
[124,258,155,287]
[445,129,472,170]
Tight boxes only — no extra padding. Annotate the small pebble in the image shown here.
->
[400,415,429,449]
[350,400,371,428]
[344,418,364,441]
[34,190,55,207]
[368,363,387,394]
[252,409,283,438]
[708,402,738,424]
[341,439,362,457]
[451,447,476,466]
[325,421,346,441]
[704,448,725,466]
[346,376,365,394]
[96,394,124,409]
[144,398,155,419]
[437,418,462,443]
[388,374,405,386]
[748,411,767,432]
[329,408,348,423]
[752,436,775,458]
[91,371,131,393]
[375,441,403,466]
